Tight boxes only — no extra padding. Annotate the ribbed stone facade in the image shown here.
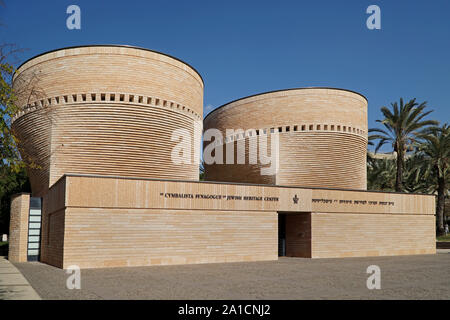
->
[8,46,435,269]
[204,88,368,190]
[12,46,203,196]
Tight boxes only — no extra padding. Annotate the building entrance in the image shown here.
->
[278,212,311,258]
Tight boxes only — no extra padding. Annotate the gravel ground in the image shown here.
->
[13,253,450,300]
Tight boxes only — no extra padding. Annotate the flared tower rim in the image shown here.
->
[14,44,204,85]
[204,87,368,121]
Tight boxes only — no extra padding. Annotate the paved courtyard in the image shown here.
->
[0,256,40,300]
[12,252,450,300]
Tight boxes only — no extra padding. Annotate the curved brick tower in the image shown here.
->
[204,88,368,190]
[12,45,204,196]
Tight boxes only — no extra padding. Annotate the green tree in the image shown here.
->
[402,153,432,193]
[0,165,30,234]
[1,44,21,169]
[369,98,438,192]
[0,43,33,234]
[414,124,450,235]
[367,156,396,191]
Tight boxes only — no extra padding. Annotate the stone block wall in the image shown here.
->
[8,194,30,262]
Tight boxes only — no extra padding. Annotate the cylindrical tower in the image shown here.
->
[12,45,203,196]
[203,88,368,190]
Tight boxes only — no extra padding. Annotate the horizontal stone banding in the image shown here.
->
[12,92,201,123]
[204,88,368,190]
[12,46,203,196]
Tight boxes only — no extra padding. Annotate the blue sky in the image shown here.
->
[1,0,449,152]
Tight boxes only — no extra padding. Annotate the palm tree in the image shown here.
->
[403,153,433,193]
[415,124,450,235]
[367,157,396,191]
[369,98,438,191]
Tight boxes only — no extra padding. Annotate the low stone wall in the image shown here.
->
[8,194,30,262]
[37,174,436,269]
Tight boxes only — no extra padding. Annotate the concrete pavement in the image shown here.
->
[0,256,40,300]
[13,253,450,300]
